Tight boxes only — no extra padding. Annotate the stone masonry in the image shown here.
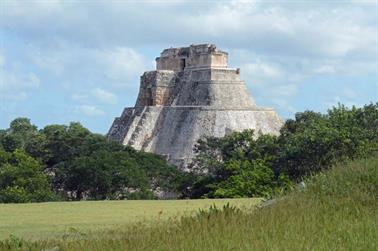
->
[108,44,283,169]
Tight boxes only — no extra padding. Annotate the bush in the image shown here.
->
[0,186,30,203]
[189,130,293,198]
[279,103,378,179]
[0,150,56,203]
[208,160,288,198]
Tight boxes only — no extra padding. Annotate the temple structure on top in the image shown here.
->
[156,44,228,71]
[108,44,283,169]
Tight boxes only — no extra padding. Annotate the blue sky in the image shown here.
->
[1,0,377,134]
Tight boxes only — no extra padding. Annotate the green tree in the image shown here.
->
[53,150,169,200]
[1,118,187,201]
[1,118,42,154]
[0,150,56,203]
[278,104,378,180]
[9,118,37,135]
[190,130,291,198]
[42,123,88,167]
[278,111,337,179]
[0,130,6,150]
[1,134,23,152]
[208,160,290,198]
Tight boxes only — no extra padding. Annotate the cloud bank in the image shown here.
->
[1,0,376,132]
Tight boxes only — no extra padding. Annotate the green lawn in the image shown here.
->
[0,198,261,240]
[0,157,377,250]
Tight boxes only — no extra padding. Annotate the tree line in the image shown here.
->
[0,103,377,202]
[183,103,378,198]
[0,121,184,202]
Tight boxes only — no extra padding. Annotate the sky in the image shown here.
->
[0,0,377,134]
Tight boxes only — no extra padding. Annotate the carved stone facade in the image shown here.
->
[136,71,176,106]
[156,44,228,71]
[108,44,283,169]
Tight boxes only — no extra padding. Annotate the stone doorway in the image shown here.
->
[146,88,153,106]
[180,58,186,71]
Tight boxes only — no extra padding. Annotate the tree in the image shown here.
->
[278,111,337,179]
[9,118,37,135]
[278,104,378,180]
[24,133,50,162]
[1,118,41,154]
[190,130,291,198]
[0,130,6,150]
[0,118,187,201]
[0,150,56,203]
[53,150,162,200]
[208,160,281,198]
[42,124,82,167]
[1,134,23,152]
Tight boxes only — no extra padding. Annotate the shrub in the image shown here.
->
[0,150,56,203]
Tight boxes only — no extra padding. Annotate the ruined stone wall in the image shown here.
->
[211,53,228,68]
[156,47,189,71]
[135,70,176,106]
[156,44,228,71]
[186,52,228,69]
[156,57,185,72]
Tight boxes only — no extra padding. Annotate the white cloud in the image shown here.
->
[91,47,147,85]
[2,0,375,60]
[242,62,283,80]
[0,0,376,125]
[27,44,148,88]
[0,51,41,101]
[92,88,117,104]
[76,105,104,117]
[269,84,299,98]
[312,65,336,75]
[71,93,88,102]
[324,95,363,109]
[237,57,300,104]
[3,1,376,80]
[29,48,68,76]
[270,98,296,113]
[341,88,357,100]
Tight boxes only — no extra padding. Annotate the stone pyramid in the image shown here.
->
[108,44,283,168]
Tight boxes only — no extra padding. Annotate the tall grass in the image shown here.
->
[1,157,377,251]
[0,198,259,240]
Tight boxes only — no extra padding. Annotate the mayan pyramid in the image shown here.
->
[108,44,283,168]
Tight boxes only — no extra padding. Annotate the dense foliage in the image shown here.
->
[0,150,56,203]
[0,103,376,202]
[0,119,183,202]
[279,103,378,178]
[185,131,292,198]
[188,103,378,198]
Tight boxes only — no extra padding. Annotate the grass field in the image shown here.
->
[0,198,261,240]
[0,157,377,250]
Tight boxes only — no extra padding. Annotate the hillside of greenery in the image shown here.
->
[0,103,377,202]
[1,156,377,250]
